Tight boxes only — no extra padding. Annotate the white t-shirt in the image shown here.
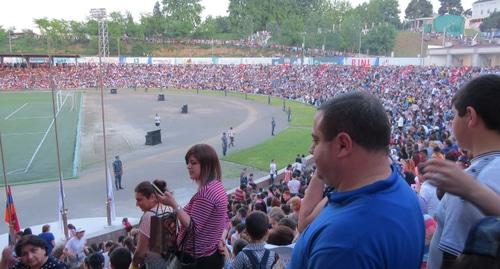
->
[65,236,86,260]
[419,180,440,217]
[288,179,301,194]
[154,115,160,124]
[270,162,277,175]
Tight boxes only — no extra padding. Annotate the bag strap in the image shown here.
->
[243,249,269,269]
[179,219,196,263]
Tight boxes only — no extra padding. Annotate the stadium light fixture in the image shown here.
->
[90,8,107,21]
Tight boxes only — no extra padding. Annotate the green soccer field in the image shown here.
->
[0,90,82,185]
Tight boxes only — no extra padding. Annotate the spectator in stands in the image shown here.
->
[67,224,76,239]
[290,92,424,268]
[84,252,104,269]
[282,165,292,185]
[427,75,500,269]
[132,180,171,268]
[268,208,285,230]
[267,225,294,246]
[231,211,277,269]
[287,197,301,224]
[158,144,228,269]
[38,224,55,256]
[64,227,86,268]
[0,246,17,269]
[287,171,301,196]
[233,184,247,203]
[12,235,67,269]
[121,218,132,234]
[109,247,132,269]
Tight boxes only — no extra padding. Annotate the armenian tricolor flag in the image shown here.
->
[4,185,20,233]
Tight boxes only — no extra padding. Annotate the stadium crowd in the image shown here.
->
[0,64,499,269]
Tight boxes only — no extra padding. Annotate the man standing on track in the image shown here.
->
[228,127,235,148]
[154,113,161,129]
[113,155,124,190]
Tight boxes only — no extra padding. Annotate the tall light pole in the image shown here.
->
[420,22,425,66]
[90,8,112,227]
[8,30,12,53]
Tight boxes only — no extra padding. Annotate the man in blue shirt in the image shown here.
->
[38,224,55,255]
[289,92,424,269]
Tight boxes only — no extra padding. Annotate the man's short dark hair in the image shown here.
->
[318,91,390,151]
[109,247,132,269]
[15,235,48,257]
[452,74,500,133]
[245,211,269,240]
[85,252,104,269]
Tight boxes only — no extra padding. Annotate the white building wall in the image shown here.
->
[472,0,500,20]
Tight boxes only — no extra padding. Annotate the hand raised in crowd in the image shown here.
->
[422,158,473,198]
[423,158,500,216]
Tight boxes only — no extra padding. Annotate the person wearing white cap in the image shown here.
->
[64,227,86,268]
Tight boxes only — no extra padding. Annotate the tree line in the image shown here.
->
[0,0,475,56]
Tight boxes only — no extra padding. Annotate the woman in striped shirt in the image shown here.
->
[159,143,229,269]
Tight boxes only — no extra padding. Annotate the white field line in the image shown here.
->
[9,116,52,120]
[23,93,70,173]
[3,132,46,136]
[4,103,28,120]
[7,168,25,175]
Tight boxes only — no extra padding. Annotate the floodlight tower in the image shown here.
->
[90,8,112,227]
[90,8,109,58]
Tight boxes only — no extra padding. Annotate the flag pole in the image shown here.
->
[0,133,15,245]
[48,58,69,239]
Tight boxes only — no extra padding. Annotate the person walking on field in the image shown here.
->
[154,113,161,128]
[113,155,124,190]
[222,132,228,156]
[228,127,235,148]
[271,117,276,136]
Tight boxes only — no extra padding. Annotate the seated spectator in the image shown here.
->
[232,211,278,269]
[268,208,285,230]
[84,252,104,269]
[278,218,297,235]
[267,226,295,246]
[109,247,132,269]
[11,235,67,269]
[288,197,301,224]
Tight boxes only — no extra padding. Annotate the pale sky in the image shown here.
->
[0,0,476,32]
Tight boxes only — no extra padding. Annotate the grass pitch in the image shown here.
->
[0,91,82,185]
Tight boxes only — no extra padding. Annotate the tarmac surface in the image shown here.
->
[1,90,288,235]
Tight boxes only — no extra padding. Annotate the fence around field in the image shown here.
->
[0,91,82,185]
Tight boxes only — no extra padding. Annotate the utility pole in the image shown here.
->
[8,31,12,53]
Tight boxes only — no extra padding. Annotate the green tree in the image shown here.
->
[338,11,363,52]
[162,0,203,37]
[366,0,400,28]
[153,1,162,17]
[480,11,500,32]
[405,0,433,19]
[438,0,463,15]
[364,23,396,55]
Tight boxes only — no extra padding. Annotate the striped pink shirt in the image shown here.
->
[177,179,229,257]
